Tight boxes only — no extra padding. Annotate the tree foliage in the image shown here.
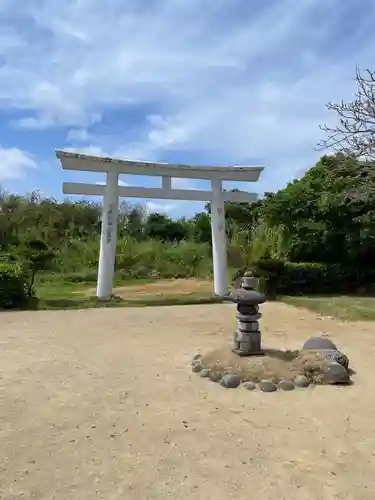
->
[144,213,189,242]
[259,153,375,264]
[0,263,30,309]
[17,238,56,294]
[191,212,211,244]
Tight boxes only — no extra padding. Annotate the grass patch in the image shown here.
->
[31,294,222,311]
[35,276,155,297]
[282,295,375,321]
[30,276,221,310]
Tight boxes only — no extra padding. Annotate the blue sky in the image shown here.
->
[0,0,374,217]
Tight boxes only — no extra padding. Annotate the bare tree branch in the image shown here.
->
[318,68,375,159]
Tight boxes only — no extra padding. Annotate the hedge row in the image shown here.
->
[252,259,375,297]
[0,263,30,309]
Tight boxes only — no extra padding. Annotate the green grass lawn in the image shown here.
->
[282,295,375,321]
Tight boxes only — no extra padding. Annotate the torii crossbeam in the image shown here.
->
[57,150,264,299]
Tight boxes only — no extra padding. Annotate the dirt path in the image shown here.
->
[1,302,374,499]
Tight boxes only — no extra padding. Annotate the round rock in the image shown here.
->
[209,371,222,383]
[322,362,350,385]
[278,380,295,391]
[220,374,241,389]
[259,380,277,393]
[294,374,310,388]
[192,363,203,373]
[243,381,257,391]
[316,349,349,369]
[302,336,337,351]
[199,369,210,378]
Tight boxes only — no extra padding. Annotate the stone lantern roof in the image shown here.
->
[226,271,266,305]
[227,287,266,305]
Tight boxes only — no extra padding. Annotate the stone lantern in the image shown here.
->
[226,271,266,356]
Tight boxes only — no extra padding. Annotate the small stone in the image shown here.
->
[209,371,222,383]
[243,382,257,391]
[322,362,351,385]
[302,337,337,351]
[199,369,210,378]
[220,374,241,389]
[278,380,295,391]
[259,380,277,392]
[294,374,310,388]
[192,363,203,373]
[191,354,202,365]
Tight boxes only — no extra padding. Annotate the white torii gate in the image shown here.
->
[56,150,263,299]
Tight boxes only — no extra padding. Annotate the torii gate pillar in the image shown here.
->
[97,171,119,298]
[211,178,228,296]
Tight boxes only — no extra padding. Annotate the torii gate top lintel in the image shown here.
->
[56,150,264,182]
[57,149,264,299]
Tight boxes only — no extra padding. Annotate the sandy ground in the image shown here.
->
[1,302,375,500]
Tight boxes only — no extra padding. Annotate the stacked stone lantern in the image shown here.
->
[227,271,266,356]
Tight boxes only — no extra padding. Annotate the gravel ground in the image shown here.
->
[1,302,374,500]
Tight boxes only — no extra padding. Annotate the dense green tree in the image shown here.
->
[204,191,263,238]
[123,207,145,240]
[144,212,189,242]
[191,212,211,244]
[259,153,375,264]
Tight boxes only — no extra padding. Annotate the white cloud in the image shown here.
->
[96,179,129,187]
[0,0,374,197]
[0,147,37,181]
[146,201,181,214]
[66,128,93,142]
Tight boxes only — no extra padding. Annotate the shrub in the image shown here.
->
[0,263,30,309]
[274,262,329,296]
[252,260,375,297]
[252,258,286,275]
[227,236,251,270]
[17,238,56,295]
[116,238,212,279]
[252,259,287,298]
[248,220,287,263]
[53,238,99,272]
